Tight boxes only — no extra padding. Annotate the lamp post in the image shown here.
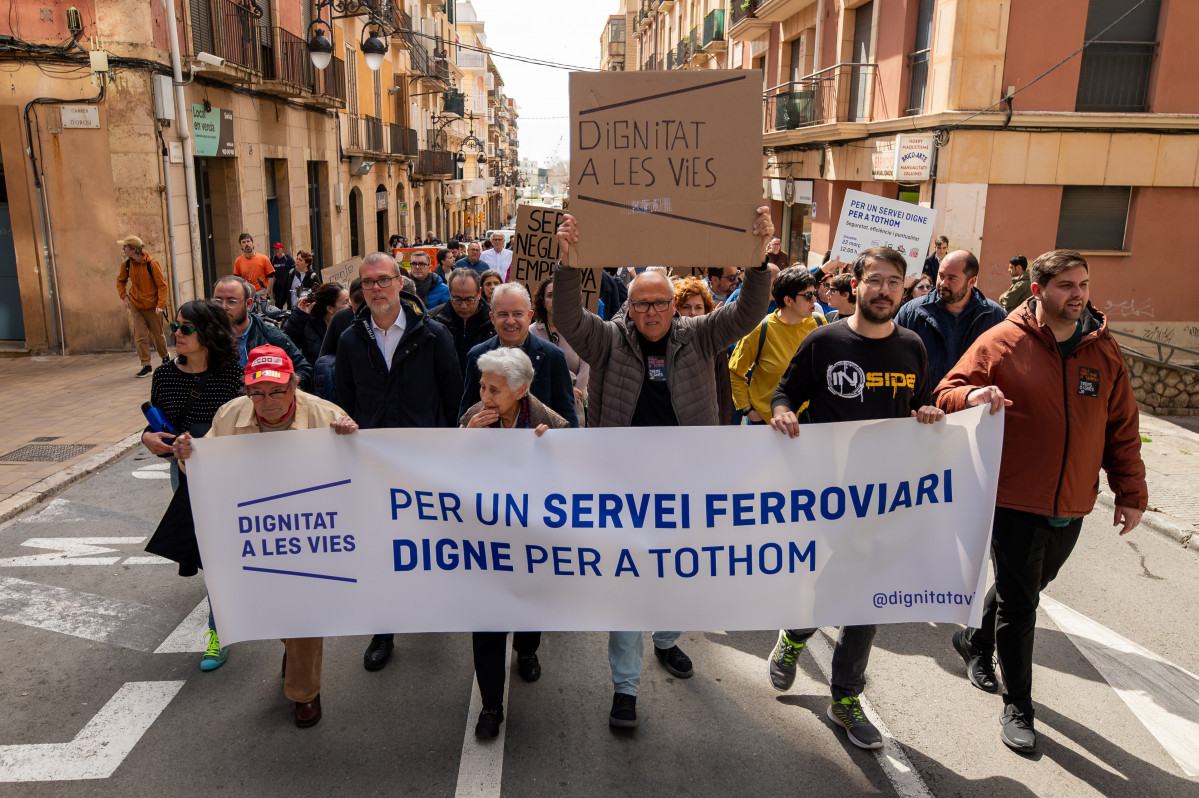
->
[306,0,401,72]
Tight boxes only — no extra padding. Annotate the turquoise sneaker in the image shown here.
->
[200,629,228,671]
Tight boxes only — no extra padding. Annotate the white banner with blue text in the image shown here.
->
[187,406,1002,645]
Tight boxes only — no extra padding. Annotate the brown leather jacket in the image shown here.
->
[936,298,1147,517]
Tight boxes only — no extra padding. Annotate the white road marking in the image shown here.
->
[454,635,511,798]
[154,598,211,653]
[0,575,180,651]
[804,632,935,798]
[1042,594,1199,779]
[0,681,185,782]
[131,463,171,480]
[0,537,167,567]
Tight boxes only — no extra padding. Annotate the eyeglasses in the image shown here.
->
[629,299,673,313]
[216,297,243,306]
[796,291,817,301]
[169,322,198,335]
[861,276,905,292]
[247,387,290,401]
[361,276,396,289]
[450,295,480,305]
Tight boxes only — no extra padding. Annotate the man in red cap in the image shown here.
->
[172,344,358,728]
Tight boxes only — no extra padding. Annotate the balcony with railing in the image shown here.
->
[676,34,692,68]
[728,0,770,38]
[390,124,418,157]
[762,63,880,134]
[1075,41,1157,112]
[188,0,260,82]
[666,49,676,70]
[345,113,362,149]
[702,10,726,51]
[403,28,450,84]
[363,115,385,153]
[413,149,455,177]
[260,27,311,97]
[312,54,347,107]
[906,49,930,115]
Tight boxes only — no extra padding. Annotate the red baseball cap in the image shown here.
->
[245,345,295,385]
[272,242,284,249]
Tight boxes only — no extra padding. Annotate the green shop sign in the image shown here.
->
[191,104,235,157]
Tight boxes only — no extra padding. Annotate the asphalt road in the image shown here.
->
[0,450,1196,796]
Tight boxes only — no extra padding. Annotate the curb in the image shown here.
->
[1095,489,1196,556]
[0,432,144,525]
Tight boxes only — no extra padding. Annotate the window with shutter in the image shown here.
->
[1055,186,1131,251]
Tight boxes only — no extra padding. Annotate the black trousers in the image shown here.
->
[967,507,1083,713]
[472,631,541,711]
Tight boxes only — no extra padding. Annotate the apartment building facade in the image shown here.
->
[726,0,1198,343]
[0,0,518,353]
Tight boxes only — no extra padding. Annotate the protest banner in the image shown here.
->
[511,204,600,314]
[568,70,764,270]
[186,408,1001,645]
[830,189,937,273]
[322,257,361,289]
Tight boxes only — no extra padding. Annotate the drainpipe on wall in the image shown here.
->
[163,0,202,299]
[813,0,823,73]
[158,129,181,310]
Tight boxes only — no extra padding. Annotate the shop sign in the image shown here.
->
[192,104,235,157]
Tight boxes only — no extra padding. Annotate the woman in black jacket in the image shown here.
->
[142,299,243,672]
[284,282,348,366]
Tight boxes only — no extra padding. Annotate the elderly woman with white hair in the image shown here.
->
[459,346,568,740]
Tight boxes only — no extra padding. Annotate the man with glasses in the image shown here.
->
[430,268,496,377]
[765,237,789,268]
[457,282,578,427]
[767,247,944,751]
[456,241,487,276]
[212,275,312,390]
[333,251,462,672]
[554,205,776,729]
[704,266,741,307]
[895,249,1006,386]
[406,249,449,309]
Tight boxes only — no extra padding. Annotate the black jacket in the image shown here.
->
[458,333,579,428]
[334,295,462,429]
[922,254,941,283]
[244,313,312,392]
[283,309,328,367]
[600,270,628,321]
[429,299,496,376]
[320,305,356,358]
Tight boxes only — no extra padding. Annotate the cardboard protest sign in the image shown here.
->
[830,189,937,273]
[323,257,361,289]
[569,70,763,270]
[510,204,600,314]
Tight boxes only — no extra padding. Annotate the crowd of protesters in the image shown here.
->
[133,213,1145,760]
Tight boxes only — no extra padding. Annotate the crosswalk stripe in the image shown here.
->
[153,597,211,654]
[1042,594,1199,779]
[454,635,511,798]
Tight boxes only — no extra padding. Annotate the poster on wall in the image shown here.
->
[192,104,234,157]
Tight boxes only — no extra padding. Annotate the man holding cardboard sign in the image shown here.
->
[554,205,775,728]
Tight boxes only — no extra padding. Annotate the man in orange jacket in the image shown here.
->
[116,235,170,377]
[935,249,1147,754]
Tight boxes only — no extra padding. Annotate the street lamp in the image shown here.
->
[308,26,334,70]
[361,28,387,71]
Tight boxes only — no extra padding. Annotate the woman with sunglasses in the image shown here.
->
[729,268,826,424]
[142,299,244,671]
[902,273,933,305]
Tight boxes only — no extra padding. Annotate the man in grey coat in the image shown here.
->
[554,205,775,729]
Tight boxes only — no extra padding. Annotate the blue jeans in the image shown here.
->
[608,631,681,696]
[785,625,876,700]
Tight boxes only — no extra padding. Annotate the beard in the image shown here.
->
[1039,293,1085,323]
[937,284,969,305]
[856,295,898,324]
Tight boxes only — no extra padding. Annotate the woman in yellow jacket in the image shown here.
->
[729,267,825,423]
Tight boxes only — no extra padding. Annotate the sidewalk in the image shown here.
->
[1120,413,1199,547]
[0,354,152,520]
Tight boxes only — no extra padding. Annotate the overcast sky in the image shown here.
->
[463,0,618,168]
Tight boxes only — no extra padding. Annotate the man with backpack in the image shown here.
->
[116,235,170,377]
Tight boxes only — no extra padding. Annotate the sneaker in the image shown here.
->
[952,629,999,693]
[609,692,638,728]
[135,365,152,378]
[200,629,228,671]
[768,630,806,691]
[827,697,883,749]
[1000,704,1037,753]
[517,653,541,682]
[653,644,693,678]
[475,708,504,739]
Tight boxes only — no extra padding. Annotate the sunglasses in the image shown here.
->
[169,322,198,336]
[797,291,817,301]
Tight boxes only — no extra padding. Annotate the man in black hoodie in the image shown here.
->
[429,268,495,377]
[334,252,462,672]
